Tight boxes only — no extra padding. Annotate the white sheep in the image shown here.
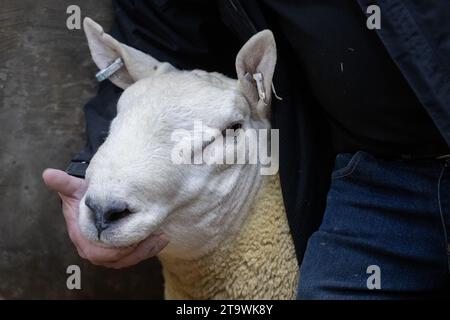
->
[78,18,299,299]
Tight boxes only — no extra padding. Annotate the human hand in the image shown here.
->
[42,168,168,268]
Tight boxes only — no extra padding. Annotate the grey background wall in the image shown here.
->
[0,0,164,299]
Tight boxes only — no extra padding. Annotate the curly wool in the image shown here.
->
[158,174,299,299]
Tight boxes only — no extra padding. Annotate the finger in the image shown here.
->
[61,200,79,225]
[75,244,87,259]
[42,168,85,197]
[107,234,169,269]
[81,240,136,263]
[60,218,86,259]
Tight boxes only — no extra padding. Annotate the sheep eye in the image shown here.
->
[229,123,242,131]
[222,122,242,137]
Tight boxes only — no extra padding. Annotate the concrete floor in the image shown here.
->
[0,0,164,299]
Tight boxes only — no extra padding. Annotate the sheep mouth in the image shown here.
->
[95,218,166,248]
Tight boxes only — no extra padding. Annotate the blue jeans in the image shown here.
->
[298,151,450,299]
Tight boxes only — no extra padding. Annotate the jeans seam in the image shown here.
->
[332,152,364,180]
[437,164,450,273]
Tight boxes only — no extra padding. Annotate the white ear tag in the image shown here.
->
[95,57,124,82]
[252,72,267,105]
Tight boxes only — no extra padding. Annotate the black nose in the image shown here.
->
[85,196,132,238]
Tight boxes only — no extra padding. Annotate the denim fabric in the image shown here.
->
[298,151,450,299]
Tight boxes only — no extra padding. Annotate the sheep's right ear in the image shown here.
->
[235,30,277,119]
[83,17,175,89]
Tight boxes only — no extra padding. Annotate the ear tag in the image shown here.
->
[95,57,124,82]
[252,72,267,105]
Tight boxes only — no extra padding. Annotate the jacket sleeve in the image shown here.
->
[66,0,240,178]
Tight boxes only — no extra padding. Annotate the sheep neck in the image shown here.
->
[158,174,299,299]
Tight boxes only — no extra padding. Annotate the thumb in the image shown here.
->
[42,168,85,197]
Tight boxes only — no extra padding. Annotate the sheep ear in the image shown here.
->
[235,30,277,118]
[83,17,175,89]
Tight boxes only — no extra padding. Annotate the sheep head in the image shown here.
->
[78,18,277,259]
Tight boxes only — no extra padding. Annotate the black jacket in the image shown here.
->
[67,0,450,266]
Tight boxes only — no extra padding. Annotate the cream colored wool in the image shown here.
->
[158,174,299,300]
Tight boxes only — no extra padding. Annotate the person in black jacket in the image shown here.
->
[43,0,450,299]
